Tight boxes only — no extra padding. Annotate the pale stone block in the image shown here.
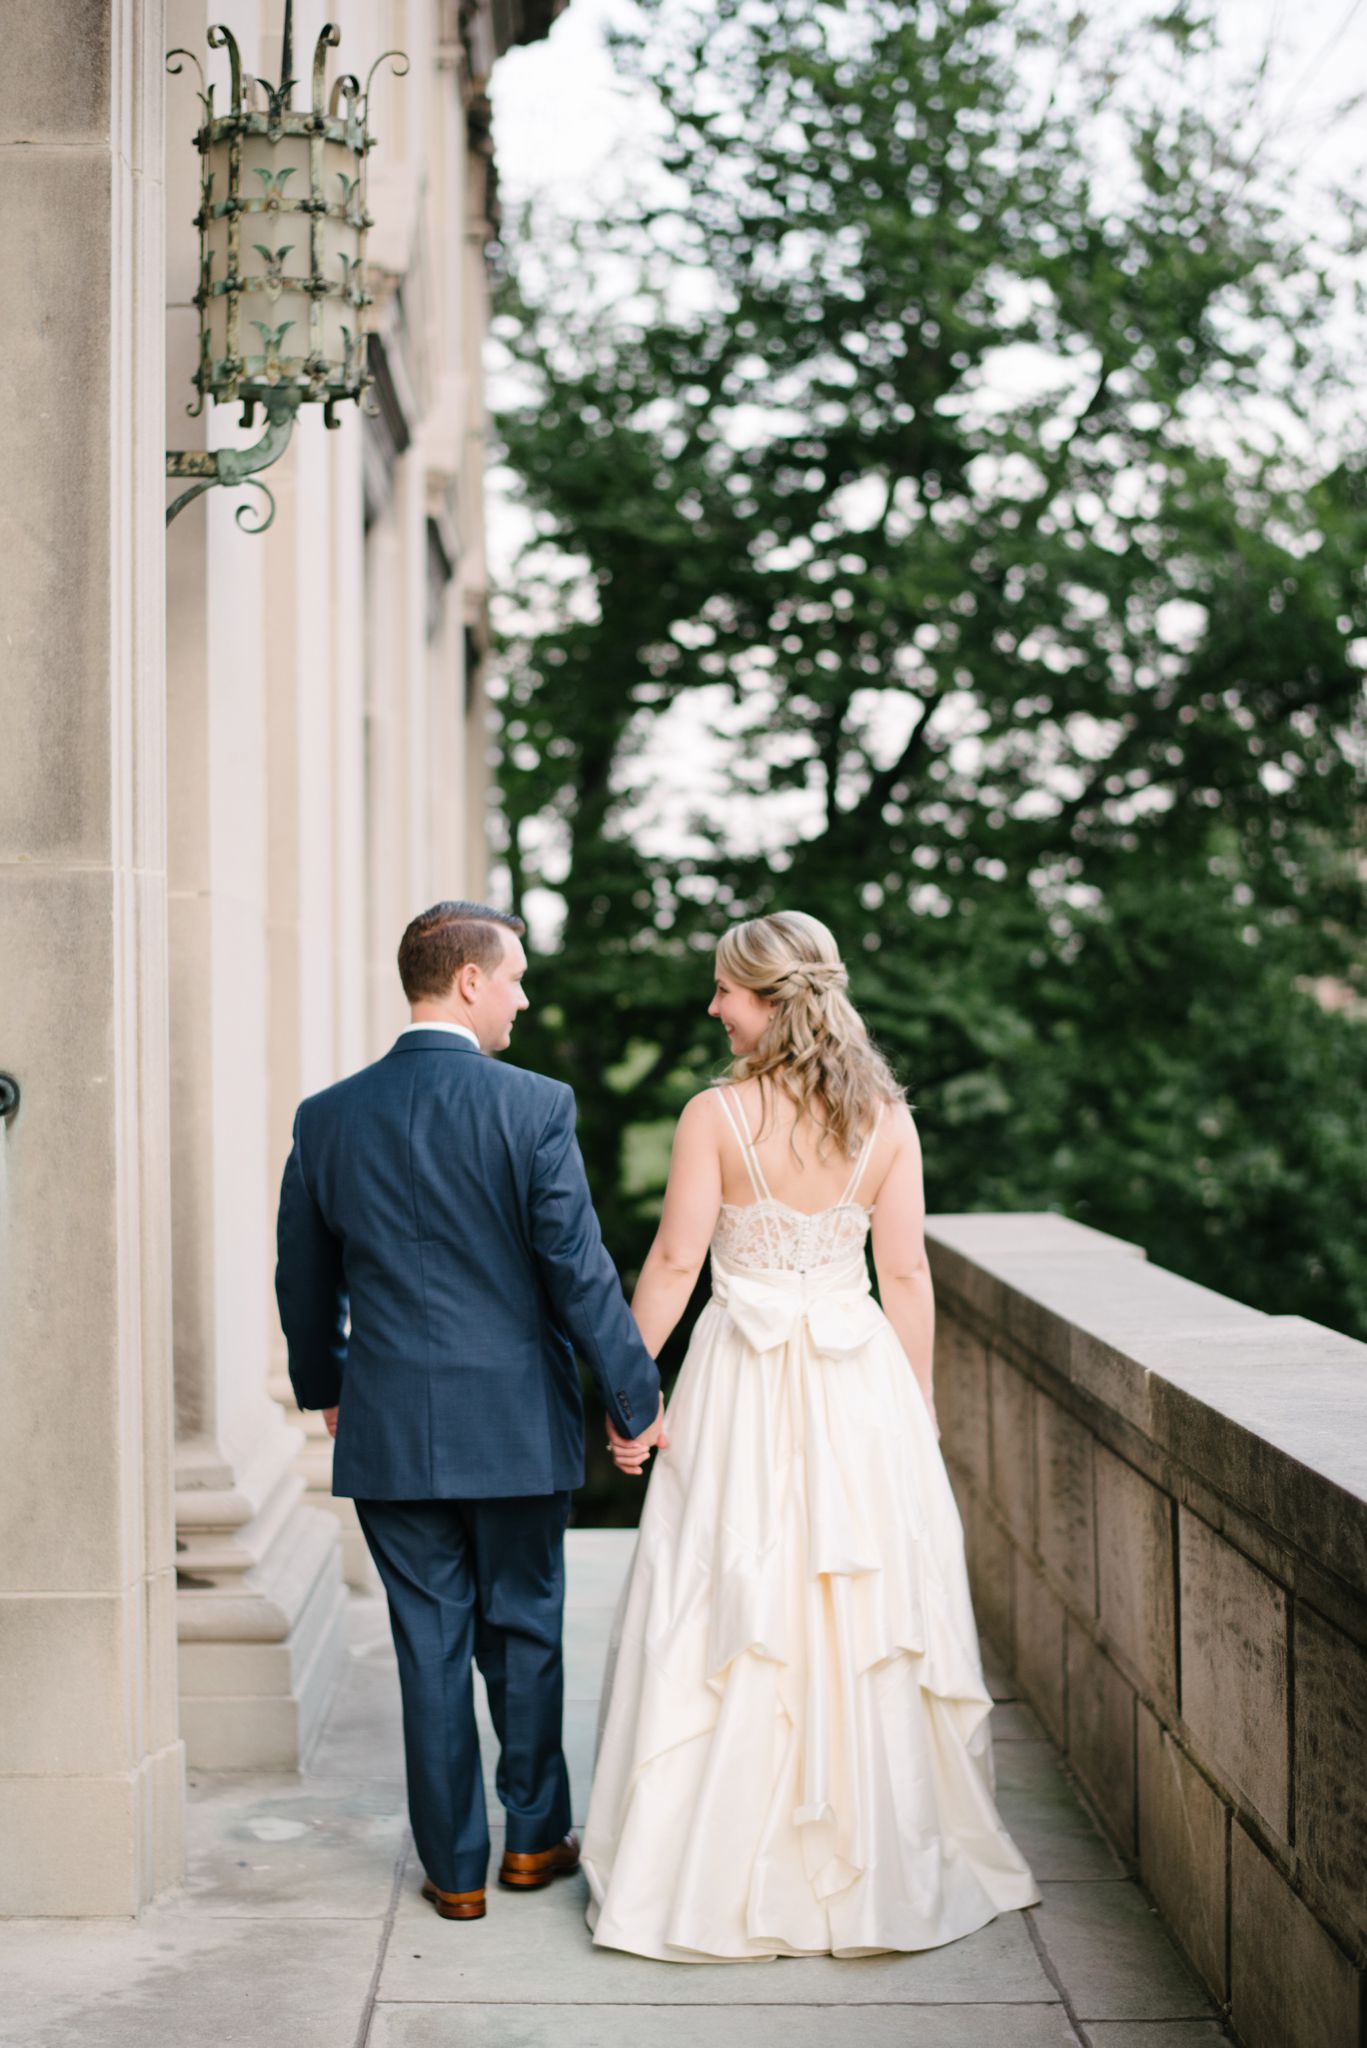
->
[135,873,178,1590]
[322,1500,384,1595]
[175,1442,349,1768]
[164,305,206,448]
[279,1405,382,1592]
[927,1212,1147,1274]
[1293,1603,1367,1945]
[934,1314,990,1490]
[1066,1625,1137,1854]
[177,1476,323,1635]
[975,1253,1219,1422]
[0,153,115,866]
[951,1464,979,1584]
[989,1351,1035,1546]
[1095,1444,1176,1712]
[1137,1704,1228,2000]
[147,1737,189,1900]
[178,1574,347,1770]
[970,1494,1014,1664]
[1144,1318,1367,1590]
[168,895,216,1441]
[0,870,136,1596]
[1067,1278,1265,1432]
[0,1744,183,1918]
[1036,1391,1096,1614]
[0,0,110,145]
[144,1567,182,1758]
[1178,1509,1288,1838]
[163,73,205,315]
[0,1596,136,1775]
[1013,1554,1066,1743]
[1230,1824,1360,2048]
[178,1540,344,1699]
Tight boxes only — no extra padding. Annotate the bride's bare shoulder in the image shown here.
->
[676,1085,729,1136]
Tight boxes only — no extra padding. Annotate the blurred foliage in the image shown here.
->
[489,0,1367,1517]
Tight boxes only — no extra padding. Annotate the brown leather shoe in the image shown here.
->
[498,1829,581,1890]
[421,1878,487,1920]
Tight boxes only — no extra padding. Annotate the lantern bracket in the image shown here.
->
[166,395,297,532]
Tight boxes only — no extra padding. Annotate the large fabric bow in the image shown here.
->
[715,1266,884,1359]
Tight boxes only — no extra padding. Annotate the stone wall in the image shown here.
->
[928,1214,1367,2048]
[0,0,186,1913]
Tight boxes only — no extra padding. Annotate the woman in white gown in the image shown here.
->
[582,911,1039,1962]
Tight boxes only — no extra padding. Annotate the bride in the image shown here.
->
[581,910,1039,1962]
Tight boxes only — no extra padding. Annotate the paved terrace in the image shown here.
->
[3,1531,1225,2048]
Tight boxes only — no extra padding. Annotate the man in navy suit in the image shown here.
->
[275,901,664,1921]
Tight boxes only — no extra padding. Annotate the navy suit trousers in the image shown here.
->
[355,1494,573,1894]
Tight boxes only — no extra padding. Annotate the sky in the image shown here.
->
[482,0,1367,918]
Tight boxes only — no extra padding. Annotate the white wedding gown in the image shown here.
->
[582,1086,1040,1962]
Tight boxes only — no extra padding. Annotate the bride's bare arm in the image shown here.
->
[630,1091,723,1359]
[870,1108,939,1435]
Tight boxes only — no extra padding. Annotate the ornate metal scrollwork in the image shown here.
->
[165,1,405,531]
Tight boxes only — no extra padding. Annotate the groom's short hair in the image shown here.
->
[398,900,526,1001]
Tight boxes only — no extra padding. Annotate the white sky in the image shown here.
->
[483,1,1367,917]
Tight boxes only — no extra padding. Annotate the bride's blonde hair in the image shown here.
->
[715,911,903,1158]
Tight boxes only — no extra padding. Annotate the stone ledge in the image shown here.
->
[926,1214,1367,1605]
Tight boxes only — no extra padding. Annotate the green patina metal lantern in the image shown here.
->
[166,2,406,531]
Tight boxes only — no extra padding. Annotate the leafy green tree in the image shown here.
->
[490,0,1367,1487]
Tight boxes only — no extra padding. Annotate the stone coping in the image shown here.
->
[925,1213,1367,1604]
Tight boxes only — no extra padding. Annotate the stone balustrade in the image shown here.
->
[927,1212,1367,2048]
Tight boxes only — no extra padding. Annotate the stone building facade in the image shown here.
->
[0,0,560,1916]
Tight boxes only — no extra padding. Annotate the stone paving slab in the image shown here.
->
[1084,2025,1231,2047]
[1032,1881,1213,2023]
[379,1844,1054,2007]
[994,1740,1128,1882]
[0,1915,383,2048]
[182,1771,406,1918]
[369,2002,1083,2047]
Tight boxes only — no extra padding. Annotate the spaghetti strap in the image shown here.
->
[713,1083,772,1204]
[838,1101,884,1207]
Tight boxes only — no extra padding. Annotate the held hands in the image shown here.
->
[606,1394,669,1480]
[322,1406,339,1439]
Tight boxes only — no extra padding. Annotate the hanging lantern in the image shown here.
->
[166,4,407,530]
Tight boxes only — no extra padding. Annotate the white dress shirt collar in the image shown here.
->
[398,1020,481,1052]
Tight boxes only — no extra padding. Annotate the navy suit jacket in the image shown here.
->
[274,1029,662,1499]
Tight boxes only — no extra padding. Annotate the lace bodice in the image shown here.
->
[711,1197,873,1273]
[709,1084,882,1275]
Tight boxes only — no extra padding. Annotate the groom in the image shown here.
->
[275,900,664,1921]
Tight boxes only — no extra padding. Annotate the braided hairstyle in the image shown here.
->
[714,910,904,1159]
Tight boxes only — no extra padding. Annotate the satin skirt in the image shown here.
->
[581,1252,1040,1962]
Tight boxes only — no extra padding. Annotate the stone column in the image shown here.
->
[0,0,185,1912]
[362,440,425,1057]
[425,485,471,893]
[460,114,494,898]
[262,407,376,1592]
[163,0,347,1768]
